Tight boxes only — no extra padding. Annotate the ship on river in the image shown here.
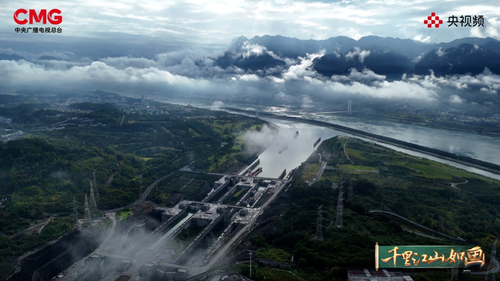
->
[251,167,263,177]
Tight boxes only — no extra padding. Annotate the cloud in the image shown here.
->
[436,48,446,57]
[337,28,373,41]
[101,57,157,69]
[470,17,500,39]
[450,94,465,103]
[413,34,431,43]
[282,51,324,80]
[241,43,267,59]
[411,68,500,94]
[3,0,497,51]
[345,47,371,63]
[241,124,279,156]
[210,100,224,110]
[238,74,260,81]
[1,46,500,112]
[301,95,314,110]
[346,68,386,82]
[322,79,437,101]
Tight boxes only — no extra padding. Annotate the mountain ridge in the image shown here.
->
[217,35,500,77]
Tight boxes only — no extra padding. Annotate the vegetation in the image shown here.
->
[147,172,220,203]
[0,93,265,263]
[0,217,72,262]
[245,136,500,280]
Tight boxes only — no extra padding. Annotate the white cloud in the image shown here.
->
[337,28,373,40]
[268,76,285,83]
[450,94,465,103]
[346,47,371,63]
[347,68,386,81]
[470,17,500,39]
[413,34,431,43]
[301,95,314,109]
[2,44,500,109]
[282,51,324,80]
[324,79,437,101]
[436,48,446,57]
[238,74,260,81]
[210,100,224,110]
[3,0,497,48]
[241,43,267,59]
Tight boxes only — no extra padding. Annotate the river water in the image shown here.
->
[307,114,500,167]
[256,118,500,181]
[161,99,500,181]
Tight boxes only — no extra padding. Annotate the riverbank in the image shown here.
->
[224,107,500,176]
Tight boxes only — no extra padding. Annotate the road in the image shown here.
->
[341,137,354,165]
[314,161,327,182]
[402,228,442,241]
[37,215,54,234]
[307,161,327,186]
[369,210,465,242]
[101,212,117,246]
[450,179,468,189]
[104,172,175,213]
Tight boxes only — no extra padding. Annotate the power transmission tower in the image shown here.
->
[347,180,353,203]
[485,238,498,281]
[335,186,344,228]
[89,181,98,217]
[313,205,324,241]
[93,170,99,198]
[72,197,79,229]
[84,194,91,221]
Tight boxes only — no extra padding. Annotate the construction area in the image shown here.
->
[50,169,292,281]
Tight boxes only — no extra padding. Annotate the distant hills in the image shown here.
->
[410,43,500,76]
[0,54,25,61]
[216,35,500,78]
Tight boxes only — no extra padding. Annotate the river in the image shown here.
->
[160,99,500,181]
[256,117,500,181]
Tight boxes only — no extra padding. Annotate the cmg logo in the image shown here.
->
[14,9,62,25]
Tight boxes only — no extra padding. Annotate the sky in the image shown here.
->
[0,0,499,111]
[1,0,500,50]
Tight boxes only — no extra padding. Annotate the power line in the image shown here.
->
[335,185,344,228]
[313,205,324,241]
